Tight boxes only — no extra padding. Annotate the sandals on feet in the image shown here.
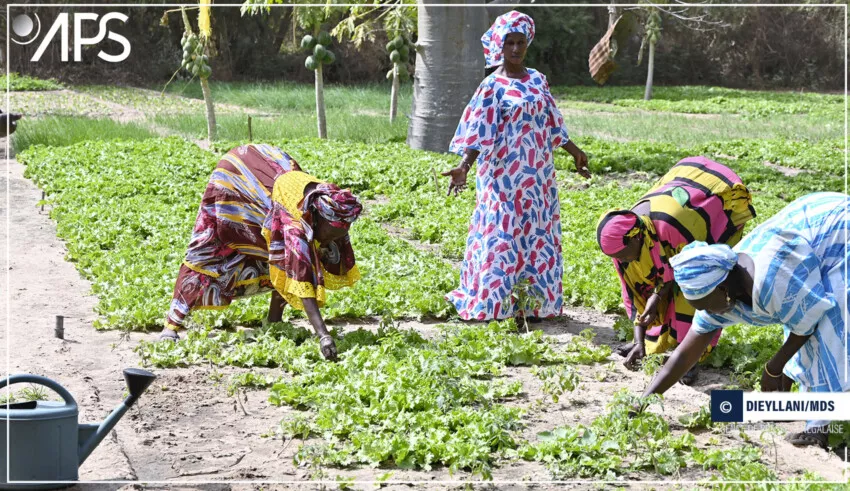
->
[680,365,699,386]
[616,342,635,358]
[158,329,180,342]
[787,427,829,449]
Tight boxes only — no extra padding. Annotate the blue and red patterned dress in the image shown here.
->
[446,69,569,320]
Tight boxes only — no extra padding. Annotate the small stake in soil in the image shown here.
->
[54,315,64,339]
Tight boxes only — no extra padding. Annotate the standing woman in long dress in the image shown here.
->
[442,11,590,321]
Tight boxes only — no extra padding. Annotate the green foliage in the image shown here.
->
[511,278,544,333]
[522,391,694,478]
[138,319,612,477]
[19,138,457,331]
[331,2,416,48]
[690,446,775,482]
[0,72,63,91]
[8,90,114,118]
[614,316,634,342]
[640,353,665,377]
[11,116,158,154]
[75,85,218,115]
[532,365,578,403]
[227,371,276,396]
[708,324,783,390]
[552,85,843,121]
[677,406,713,430]
[20,128,838,336]
[0,385,50,404]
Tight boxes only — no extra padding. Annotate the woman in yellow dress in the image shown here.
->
[159,144,362,361]
[596,157,755,384]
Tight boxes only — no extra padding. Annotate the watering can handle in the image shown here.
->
[0,374,77,408]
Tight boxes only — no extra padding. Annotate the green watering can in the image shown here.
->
[0,368,156,490]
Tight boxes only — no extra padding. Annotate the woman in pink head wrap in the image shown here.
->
[158,144,363,361]
[596,157,756,384]
[441,10,589,323]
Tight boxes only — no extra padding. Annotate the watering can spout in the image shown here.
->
[78,368,156,466]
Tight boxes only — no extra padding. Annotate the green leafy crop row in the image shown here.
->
[138,319,611,477]
[19,138,456,330]
[1,72,63,91]
[21,134,842,330]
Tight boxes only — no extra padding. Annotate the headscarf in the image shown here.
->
[302,183,363,231]
[481,11,535,68]
[596,210,642,255]
[670,241,738,301]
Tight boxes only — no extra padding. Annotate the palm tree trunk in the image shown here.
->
[407,0,488,153]
[200,76,216,140]
[390,64,400,123]
[644,40,655,101]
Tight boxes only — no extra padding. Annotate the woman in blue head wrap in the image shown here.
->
[441,11,590,322]
[640,192,849,452]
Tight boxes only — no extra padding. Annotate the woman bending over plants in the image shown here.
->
[596,157,755,384]
[442,11,590,323]
[159,144,363,361]
[642,193,849,450]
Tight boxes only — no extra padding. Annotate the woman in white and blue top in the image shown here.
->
[641,192,848,449]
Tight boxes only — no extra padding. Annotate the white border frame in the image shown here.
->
[4,1,849,487]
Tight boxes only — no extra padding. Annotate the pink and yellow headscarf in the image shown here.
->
[481,11,536,68]
[596,210,643,256]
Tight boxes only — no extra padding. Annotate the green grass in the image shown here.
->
[163,80,412,114]
[155,80,412,143]
[75,85,214,115]
[1,72,63,91]
[155,112,409,144]
[11,116,158,153]
[562,109,841,145]
[8,90,114,118]
[552,85,843,120]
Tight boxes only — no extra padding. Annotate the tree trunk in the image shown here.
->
[390,64,400,123]
[407,0,489,153]
[644,40,655,101]
[314,24,327,139]
[315,64,327,139]
[608,1,618,28]
[200,76,217,140]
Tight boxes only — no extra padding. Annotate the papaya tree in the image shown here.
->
[243,1,341,139]
[385,34,416,122]
[632,2,724,101]
[638,8,661,101]
[161,4,217,140]
[330,2,417,123]
[300,28,336,138]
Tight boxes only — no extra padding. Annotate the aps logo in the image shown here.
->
[11,12,131,63]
